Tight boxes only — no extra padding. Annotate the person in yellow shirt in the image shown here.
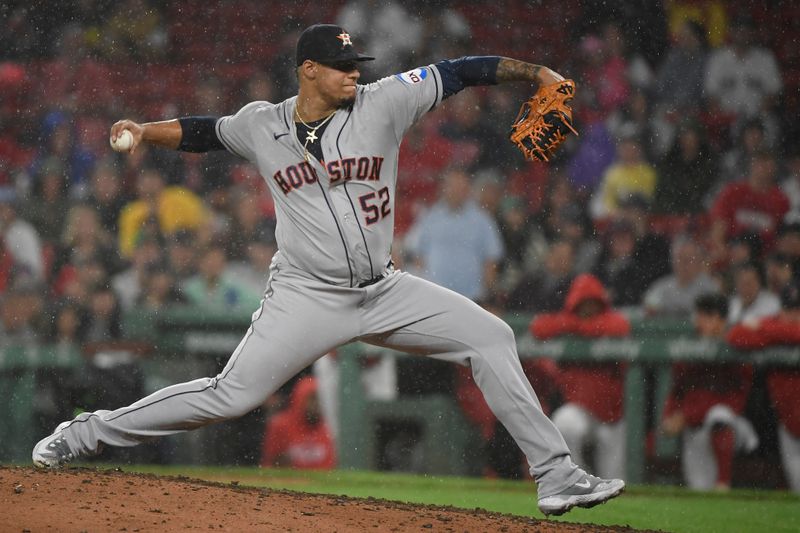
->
[118,168,208,258]
[666,0,728,48]
[592,137,658,220]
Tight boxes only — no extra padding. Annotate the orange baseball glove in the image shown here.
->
[509,79,578,162]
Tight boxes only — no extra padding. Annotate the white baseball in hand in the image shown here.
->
[110,129,134,152]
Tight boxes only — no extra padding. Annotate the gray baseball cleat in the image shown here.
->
[537,474,625,516]
[32,422,75,468]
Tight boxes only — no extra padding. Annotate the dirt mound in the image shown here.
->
[1,466,650,532]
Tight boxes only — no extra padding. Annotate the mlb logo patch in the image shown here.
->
[395,67,428,84]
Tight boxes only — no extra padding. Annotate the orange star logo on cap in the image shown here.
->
[336,32,352,47]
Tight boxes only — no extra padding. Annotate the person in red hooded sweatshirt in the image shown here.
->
[261,376,336,470]
[529,273,629,479]
[661,293,759,491]
[728,283,800,493]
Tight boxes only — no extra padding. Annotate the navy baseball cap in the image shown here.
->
[296,24,374,67]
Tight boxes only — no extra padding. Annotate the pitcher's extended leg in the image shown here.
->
[35,265,361,464]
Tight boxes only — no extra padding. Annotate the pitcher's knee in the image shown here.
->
[206,382,268,420]
[475,314,516,352]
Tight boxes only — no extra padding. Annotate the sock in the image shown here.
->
[711,426,735,486]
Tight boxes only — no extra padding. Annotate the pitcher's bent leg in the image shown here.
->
[362,274,583,498]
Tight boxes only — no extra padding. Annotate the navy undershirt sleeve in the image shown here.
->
[177,116,225,152]
[434,56,501,100]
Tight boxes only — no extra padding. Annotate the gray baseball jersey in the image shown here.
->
[40,63,585,498]
[215,65,442,286]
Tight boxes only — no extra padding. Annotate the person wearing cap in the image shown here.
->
[37,24,625,515]
[728,283,800,493]
[662,293,758,491]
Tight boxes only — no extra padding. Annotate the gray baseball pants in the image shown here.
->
[59,256,581,497]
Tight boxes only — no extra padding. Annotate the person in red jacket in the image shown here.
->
[728,284,800,493]
[261,376,336,470]
[530,273,629,479]
[661,293,759,491]
[710,150,789,249]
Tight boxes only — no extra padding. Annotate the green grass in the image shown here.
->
[119,464,800,533]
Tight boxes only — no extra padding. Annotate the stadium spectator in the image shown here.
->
[653,20,708,118]
[728,283,800,493]
[530,273,630,479]
[781,148,800,225]
[494,196,549,297]
[50,300,86,347]
[775,223,800,282]
[704,16,782,124]
[644,235,720,317]
[165,229,198,285]
[84,286,122,343]
[765,253,796,299]
[0,187,43,283]
[23,157,70,244]
[60,253,109,308]
[559,205,601,275]
[261,376,336,470]
[405,169,503,301]
[180,241,261,311]
[661,293,758,491]
[228,237,277,295]
[225,191,276,262]
[593,197,671,308]
[118,167,208,259]
[29,111,95,199]
[575,34,630,125]
[727,263,781,325]
[438,90,486,170]
[653,119,717,214]
[52,205,119,295]
[336,0,421,79]
[591,136,658,220]
[111,237,162,311]
[138,265,185,311]
[665,0,728,48]
[87,160,128,236]
[507,240,574,312]
[606,89,658,160]
[710,150,790,249]
[567,122,616,195]
[416,0,472,60]
[0,283,44,348]
[718,118,768,186]
[708,231,763,293]
[98,0,167,61]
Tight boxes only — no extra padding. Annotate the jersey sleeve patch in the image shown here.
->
[395,67,428,84]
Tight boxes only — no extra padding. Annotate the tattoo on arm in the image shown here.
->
[496,57,565,88]
[496,58,542,82]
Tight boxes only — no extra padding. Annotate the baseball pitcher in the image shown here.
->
[33,24,623,516]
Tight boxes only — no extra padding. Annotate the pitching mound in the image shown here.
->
[1,466,648,532]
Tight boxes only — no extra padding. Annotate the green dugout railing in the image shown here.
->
[3,308,799,480]
[336,329,800,483]
[1,345,83,462]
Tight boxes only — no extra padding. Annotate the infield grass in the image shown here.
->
[112,465,798,533]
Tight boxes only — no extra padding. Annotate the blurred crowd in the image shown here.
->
[1,0,800,489]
